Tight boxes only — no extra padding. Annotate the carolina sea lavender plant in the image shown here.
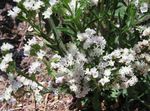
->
[0,0,149,110]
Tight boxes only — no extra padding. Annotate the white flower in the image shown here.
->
[23,44,31,56]
[28,61,41,74]
[108,60,115,66]
[13,0,21,3]
[142,27,150,36]
[42,7,52,19]
[70,84,78,92]
[145,54,150,62]
[127,76,138,86]
[30,81,38,89]
[76,52,87,63]
[83,38,93,49]
[140,2,148,13]
[27,37,37,46]
[2,53,13,63]
[55,76,64,84]
[77,33,88,41]
[91,47,104,57]
[1,43,14,51]
[91,0,99,5]
[11,80,23,91]
[85,68,91,75]
[17,76,26,83]
[90,67,99,78]
[49,0,58,6]
[23,0,34,10]
[67,42,78,56]
[77,33,85,41]
[0,61,8,72]
[104,69,111,77]
[32,0,44,10]
[111,49,121,58]
[66,54,74,66]
[134,61,149,75]
[134,0,139,7]
[51,62,60,69]
[99,76,110,86]
[37,50,46,60]
[92,36,106,49]
[85,28,96,36]
[23,79,31,86]
[120,53,135,64]
[3,85,13,101]
[119,66,133,77]
[52,54,61,60]
[8,6,21,18]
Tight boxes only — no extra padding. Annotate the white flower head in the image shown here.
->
[142,27,150,36]
[140,2,148,13]
[13,0,21,3]
[23,44,31,56]
[127,76,138,86]
[52,54,61,60]
[55,76,64,84]
[1,43,14,51]
[49,0,58,6]
[104,69,111,77]
[67,42,78,56]
[8,6,21,18]
[27,37,37,46]
[85,68,91,75]
[42,7,52,19]
[119,66,133,78]
[0,61,9,72]
[28,61,41,74]
[37,50,46,60]
[90,67,99,78]
[2,53,13,63]
[83,38,93,49]
[3,85,13,101]
[77,33,88,41]
[85,28,96,36]
[99,76,110,86]
[76,52,87,63]
[134,0,139,7]
[32,0,44,10]
[23,0,34,10]
[30,81,38,89]
[70,84,78,92]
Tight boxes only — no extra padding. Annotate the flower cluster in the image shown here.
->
[102,48,138,88]
[22,37,46,74]
[50,28,106,98]
[0,43,14,72]
[0,37,47,102]
[50,28,150,98]
[133,39,150,75]
[8,0,59,19]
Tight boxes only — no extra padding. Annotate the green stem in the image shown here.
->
[48,18,67,56]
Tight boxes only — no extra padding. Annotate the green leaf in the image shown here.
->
[115,2,127,19]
